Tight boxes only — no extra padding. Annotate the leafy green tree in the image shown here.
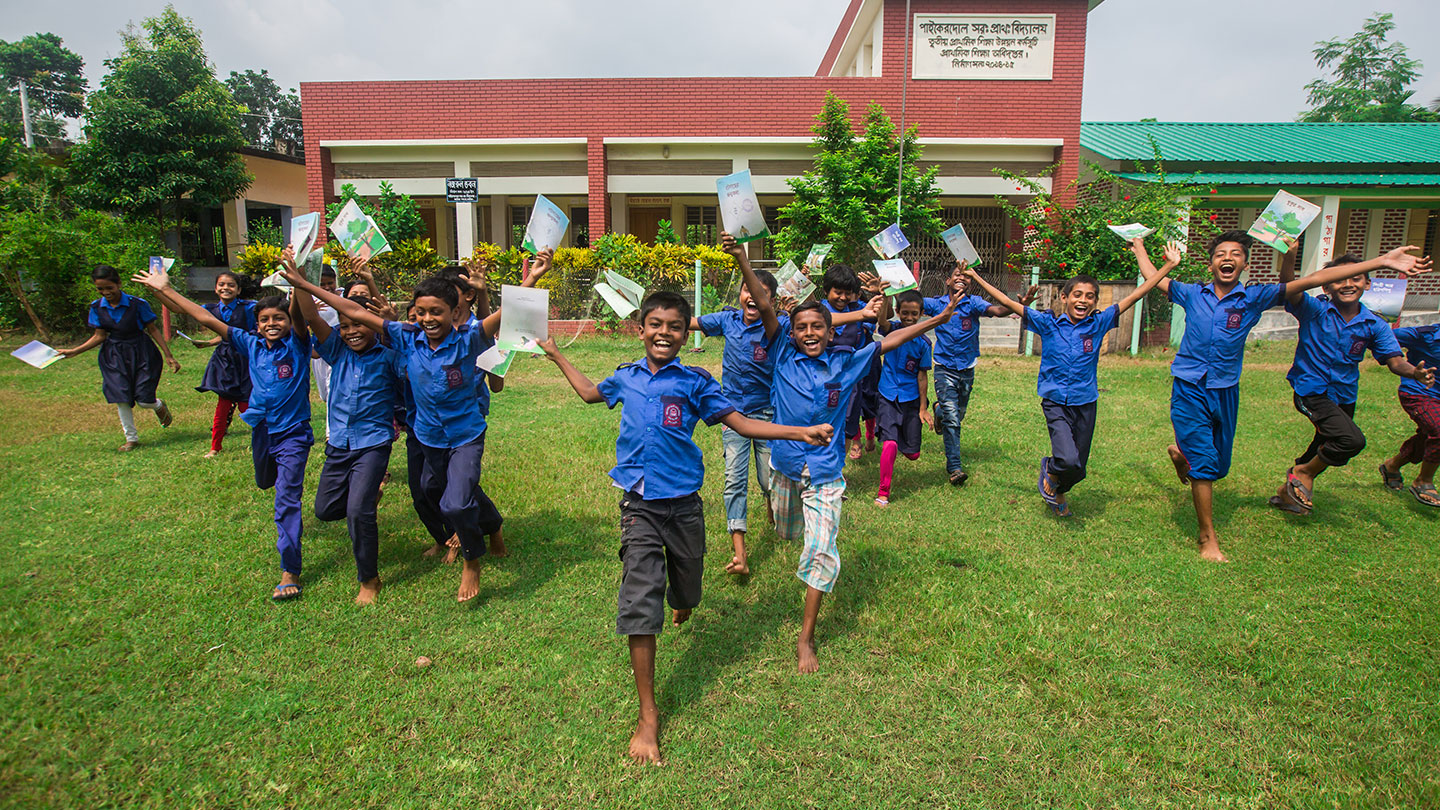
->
[0,33,87,144]
[327,182,425,244]
[224,68,302,155]
[773,92,943,268]
[1299,13,1438,123]
[72,6,251,238]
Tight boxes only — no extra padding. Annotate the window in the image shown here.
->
[571,207,589,248]
[509,205,531,249]
[685,205,717,246]
[761,205,786,260]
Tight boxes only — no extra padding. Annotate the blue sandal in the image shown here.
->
[1037,458,1059,507]
[272,582,302,601]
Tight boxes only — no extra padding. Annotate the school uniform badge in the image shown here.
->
[661,396,684,427]
[276,362,293,379]
[751,341,768,362]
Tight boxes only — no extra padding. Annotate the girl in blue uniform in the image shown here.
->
[189,270,257,458]
[59,266,179,451]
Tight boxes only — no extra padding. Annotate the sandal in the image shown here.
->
[1268,494,1310,516]
[1285,467,1314,511]
[1409,482,1440,508]
[874,496,889,507]
[1049,500,1072,518]
[272,582,302,601]
[1037,458,1059,507]
[949,470,969,487]
[1379,463,1404,491]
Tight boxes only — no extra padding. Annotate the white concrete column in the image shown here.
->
[610,193,628,236]
[456,202,475,257]
[1302,195,1342,277]
[1364,207,1385,260]
[222,197,248,266]
[490,195,509,248]
[435,203,455,259]
[670,198,686,243]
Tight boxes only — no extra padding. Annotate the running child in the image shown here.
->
[769,291,961,674]
[1269,248,1435,514]
[133,266,313,600]
[820,264,881,460]
[872,290,933,506]
[539,291,830,765]
[1380,321,1440,507]
[59,265,178,451]
[965,251,1176,516]
[189,269,256,458]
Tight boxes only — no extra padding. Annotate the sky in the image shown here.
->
[2,0,1438,124]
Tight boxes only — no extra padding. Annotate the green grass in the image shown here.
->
[1,333,1437,809]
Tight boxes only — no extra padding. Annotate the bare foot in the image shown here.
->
[1167,445,1191,485]
[421,543,444,559]
[203,448,219,459]
[672,608,692,627]
[797,636,819,674]
[355,577,382,605]
[488,529,508,558]
[628,714,662,765]
[1198,534,1229,563]
[765,496,775,527]
[725,532,749,575]
[442,545,461,564]
[456,558,482,602]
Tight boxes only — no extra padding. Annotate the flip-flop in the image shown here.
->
[272,582,302,601]
[1037,458,1059,507]
[874,496,889,507]
[1379,463,1405,491]
[1409,482,1440,508]
[1285,468,1314,511]
[1049,500,1072,518]
[949,470,969,487]
[1268,494,1310,516]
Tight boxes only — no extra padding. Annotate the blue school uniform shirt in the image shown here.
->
[824,300,874,349]
[769,338,881,485]
[314,330,405,450]
[696,307,790,413]
[596,358,736,499]
[1168,281,1286,389]
[212,299,257,331]
[1395,325,1440,401]
[382,320,491,449]
[924,294,991,370]
[1285,295,1401,404]
[88,293,157,329]
[877,320,932,402]
[228,329,311,434]
[1022,305,1121,406]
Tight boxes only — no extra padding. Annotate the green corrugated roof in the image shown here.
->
[1082,122,1440,164]
[1116,172,1440,187]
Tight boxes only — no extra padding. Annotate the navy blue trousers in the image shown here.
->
[252,421,314,575]
[315,442,393,582]
[406,431,451,544]
[1041,398,1097,495]
[419,434,502,561]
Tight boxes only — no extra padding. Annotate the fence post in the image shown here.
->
[1129,272,1143,356]
[1024,265,1039,357]
[691,258,704,352]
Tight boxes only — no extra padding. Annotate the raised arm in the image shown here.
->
[880,291,959,354]
[1387,356,1434,386]
[1286,245,1433,297]
[1115,242,1179,314]
[288,287,310,346]
[480,248,552,338]
[144,318,181,373]
[1277,243,1301,301]
[537,336,603,403]
[131,269,231,338]
[282,257,385,333]
[1129,237,1173,295]
[719,411,832,446]
[722,232,779,340]
[831,295,883,326]
[284,253,330,345]
[985,284,1038,317]
[962,268,1025,317]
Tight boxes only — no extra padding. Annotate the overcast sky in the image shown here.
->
[3,0,1438,124]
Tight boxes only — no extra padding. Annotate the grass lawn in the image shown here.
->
[1,332,1437,809]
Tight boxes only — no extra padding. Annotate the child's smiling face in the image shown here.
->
[825,286,855,310]
[337,310,378,352]
[256,306,291,342]
[947,268,970,295]
[896,299,923,327]
[1208,241,1248,286]
[93,277,123,305]
[641,306,687,365]
[791,309,832,358]
[1062,282,1098,321]
[412,295,454,343]
[215,275,240,302]
[1323,271,1370,305]
[738,284,760,323]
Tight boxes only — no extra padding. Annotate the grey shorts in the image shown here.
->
[616,492,705,636]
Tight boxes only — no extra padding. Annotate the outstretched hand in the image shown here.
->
[166,357,181,374]
[528,248,554,282]
[131,269,169,292]
[1381,245,1433,277]
[859,295,884,319]
[365,297,398,321]
[801,424,834,446]
[1018,284,1040,307]
[858,272,883,296]
[1163,241,1184,267]
[1416,360,1436,387]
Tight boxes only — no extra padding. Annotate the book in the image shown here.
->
[774,260,816,303]
[594,270,646,318]
[873,259,917,294]
[802,244,833,276]
[260,271,292,289]
[940,222,981,265]
[716,169,769,244]
[1361,277,1407,323]
[1247,190,1320,254]
[328,199,392,261]
[148,256,175,275]
[290,213,321,263]
[10,340,62,369]
[175,330,198,342]
[1106,223,1156,241]
[476,344,517,377]
[522,195,570,254]
[868,224,910,260]
[496,284,548,354]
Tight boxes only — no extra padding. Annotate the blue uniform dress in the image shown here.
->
[876,320,933,457]
[825,300,878,440]
[925,294,993,475]
[383,320,497,561]
[88,294,163,406]
[197,299,256,402]
[1285,295,1402,468]
[596,358,735,636]
[312,330,405,582]
[229,328,315,575]
[1023,304,1121,494]
[1167,281,1287,481]
[697,307,790,533]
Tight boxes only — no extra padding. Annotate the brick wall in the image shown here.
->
[1344,208,1369,256]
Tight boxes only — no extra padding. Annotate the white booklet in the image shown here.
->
[329,199,392,260]
[260,271,292,289]
[594,270,646,318]
[148,256,176,275]
[774,260,816,302]
[289,212,325,283]
[940,222,981,265]
[476,344,517,377]
[496,285,548,354]
[1107,223,1156,241]
[873,259,917,294]
[802,244,834,276]
[868,224,911,260]
[10,340,62,369]
[1248,190,1320,254]
[716,169,769,243]
[522,195,570,254]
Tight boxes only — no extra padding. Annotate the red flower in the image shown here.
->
[1209,189,1218,194]
[1059,262,1068,268]
[1044,207,1054,214]
[1123,195,1131,201]
[1209,213,1219,221]
[1016,186,1023,191]
[1043,238,1052,244]
[1005,243,1012,249]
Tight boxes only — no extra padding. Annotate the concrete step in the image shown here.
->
[1253,307,1439,341]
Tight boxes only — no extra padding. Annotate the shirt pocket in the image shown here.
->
[659,395,686,428]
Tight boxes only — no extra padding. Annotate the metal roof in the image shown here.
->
[1082,122,1440,165]
[1116,172,1440,187]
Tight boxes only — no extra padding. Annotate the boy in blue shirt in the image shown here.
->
[1271,249,1435,514]
[1381,323,1440,507]
[964,256,1174,517]
[925,260,1038,485]
[290,281,406,605]
[821,264,882,460]
[769,292,960,675]
[873,290,933,506]
[540,290,830,765]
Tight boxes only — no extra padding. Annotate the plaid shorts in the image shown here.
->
[771,469,845,593]
[1399,392,1440,465]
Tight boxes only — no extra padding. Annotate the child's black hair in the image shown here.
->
[320,266,338,280]
[752,269,779,299]
[791,300,833,327]
[341,294,375,313]
[435,264,474,299]
[91,265,122,284]
[256,294,290,316]
[413,277,460,310]
[1323,253,1366,277]
[639,291,692,325]
[894,289,924,311]
[1061,274,1101,297]
[822,264,861,294]
[1207,230,1254,260]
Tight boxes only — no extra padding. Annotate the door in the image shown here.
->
[628,207,669,244]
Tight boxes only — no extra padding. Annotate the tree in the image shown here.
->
[72,5,251,238]
[224,69,302,155]
[773,92,944,269]
[0,33,87,144]
[1299,13,1438,123]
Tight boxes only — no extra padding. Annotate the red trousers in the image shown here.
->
[212,396,249,452]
